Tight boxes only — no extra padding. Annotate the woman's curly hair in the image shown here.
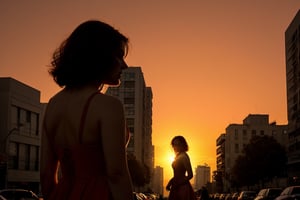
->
[49,20,129,88]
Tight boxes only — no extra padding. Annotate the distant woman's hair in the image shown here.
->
[171,135,189,152]
[49,20,129,88]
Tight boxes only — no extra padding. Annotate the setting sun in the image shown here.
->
[167,152,175,164]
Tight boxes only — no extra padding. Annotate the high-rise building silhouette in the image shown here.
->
[194,164,211,191]
[105,66,154,184]
[285,9,300,184]
[152,166,164,196]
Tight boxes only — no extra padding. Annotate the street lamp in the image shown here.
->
[0,123,23,189]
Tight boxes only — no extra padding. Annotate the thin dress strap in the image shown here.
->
[78,92,99,144]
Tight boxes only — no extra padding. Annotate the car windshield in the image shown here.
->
[268,189,281,196]
[244,192,256,197]
[292,187,300,194]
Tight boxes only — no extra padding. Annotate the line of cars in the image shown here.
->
[133,192,160,200]
[210,186,300,200]
[0,189,160,200]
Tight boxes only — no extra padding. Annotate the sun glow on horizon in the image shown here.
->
[167,152,175,164]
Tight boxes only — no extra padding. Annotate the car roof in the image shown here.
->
[0,189,38,198]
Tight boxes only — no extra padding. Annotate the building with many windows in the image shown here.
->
[218,114,288,192]
[285,9,300,184]
[216,133,225,191]
[194,164,211,191]
[0,77,43,193]
[106,67,154,188]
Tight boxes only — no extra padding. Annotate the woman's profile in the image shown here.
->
[166,135,197,200]
[40,20,133,200]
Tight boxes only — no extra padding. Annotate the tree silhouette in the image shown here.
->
[231,135,287,188]
[127,153,150,187]
[212,170,223,193]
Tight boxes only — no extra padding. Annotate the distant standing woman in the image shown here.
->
[166,136,196,200]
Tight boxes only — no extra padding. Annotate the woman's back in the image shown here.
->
[42,88,129,199]
[45,88,115,146]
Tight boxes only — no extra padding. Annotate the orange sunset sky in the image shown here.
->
[1,0,300,188]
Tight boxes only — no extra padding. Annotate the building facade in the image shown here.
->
[220,114,288,191]
[285,9,300,185]
[215,134,225,191]
[106,67,154,187]
[152,166,164,197]
[194,164,211,191]
[0,77,43,193]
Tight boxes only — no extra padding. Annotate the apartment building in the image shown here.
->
[0,77,43,193]
[105,67,154,184]
[216,133,225,190]
[285,9,300,184]
[219,114,288,191]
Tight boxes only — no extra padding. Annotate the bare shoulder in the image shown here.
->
[95,93,122,105]
[178,152,190,161]
[92,93,124,113]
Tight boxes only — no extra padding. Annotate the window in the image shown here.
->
[11,106,18,127]
[234,129,238,140]
[8,143,39,171]
[31,113,39,136]
[243,129,247,139]
[19,144,29,170]
[126,118,135,126]
[8,142,18,169]
[125,106,135,115]
[30,146,39,171]
[20,109,27,129]
[251,130,256,137]
[124,97,135,104]
[234,143,239,153]
[124,81,135,88]
[11,106,40,136]
[124,91,135,98]
[123,72,135,79]
[260,130,264,136]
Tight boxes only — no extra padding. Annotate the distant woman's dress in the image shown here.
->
[168,152,197,200]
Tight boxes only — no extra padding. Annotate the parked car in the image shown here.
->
[220,193,228,200]
[133,192,150,200]
[238,191,257,200]
[275,186,300,200]
[254,188,282,200]
[225,193,233,200]
[133,192,143,200]
[232,192,240,200]
[0,189,39,200]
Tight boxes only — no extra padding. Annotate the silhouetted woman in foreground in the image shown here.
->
[40,20,133,200]
[166,136,196,200]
